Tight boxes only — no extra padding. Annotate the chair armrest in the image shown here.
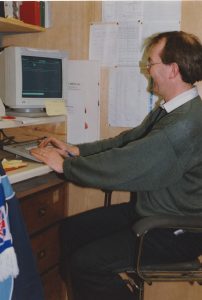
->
[132,215,202,237]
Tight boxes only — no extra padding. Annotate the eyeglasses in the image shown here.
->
[139,61,162,70]
[146,62,162,69]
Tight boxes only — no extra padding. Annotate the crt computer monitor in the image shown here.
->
[0,46,68,115]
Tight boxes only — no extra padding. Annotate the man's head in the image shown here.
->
[144,31,202,101]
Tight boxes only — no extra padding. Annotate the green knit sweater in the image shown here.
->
[63,96,202,216]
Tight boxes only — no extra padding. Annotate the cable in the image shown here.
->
[0,129,46,149]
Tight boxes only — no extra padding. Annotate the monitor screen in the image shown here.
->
[22,55,62,98]
[0,46,68,111]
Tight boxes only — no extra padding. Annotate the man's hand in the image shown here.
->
[39,136,80,157]
[31,147,64,173]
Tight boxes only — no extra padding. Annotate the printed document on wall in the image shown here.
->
[89,23,119,67]
[108,66,147,127]
[108,67,160,128]
[141,1,181,48]
[102,1,143,22]
[142,1,181,22]
[89,22,141,66]
[67,60,100,144]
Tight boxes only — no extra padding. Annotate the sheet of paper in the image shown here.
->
[102,1,181,24]
[142,1,181,22]
[108,66,149,127]
[45,100,67,116]
[89,23,119,67]
[102,1,143,22]
[67,87,86,144]
[118,22,141,66]
[89,22,141,66]
[140,20,180,57]
[141,21,180,41]
[67,60,100,144]
[108,66,160,128]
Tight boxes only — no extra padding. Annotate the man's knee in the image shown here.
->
[70,247,96,276]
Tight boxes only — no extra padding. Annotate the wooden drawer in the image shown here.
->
[42,266,67,300]
[14,174,68,298]
[20,183,66,234]
[31,225,60,274]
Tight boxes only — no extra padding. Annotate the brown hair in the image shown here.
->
[146,31,202,84]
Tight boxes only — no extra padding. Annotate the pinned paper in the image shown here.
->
[45,100,67,116]
[0,98,5,116]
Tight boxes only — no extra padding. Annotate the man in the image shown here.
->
[31,31,202,300]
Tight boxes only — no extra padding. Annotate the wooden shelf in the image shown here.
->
[0,115,66,129]
[8,162,52,185]
[0,17,45,33]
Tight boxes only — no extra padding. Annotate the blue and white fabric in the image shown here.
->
[0,168,19,299]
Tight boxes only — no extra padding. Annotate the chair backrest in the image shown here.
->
[103,190,137,207]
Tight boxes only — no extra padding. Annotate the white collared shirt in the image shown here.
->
[160,87,199,113]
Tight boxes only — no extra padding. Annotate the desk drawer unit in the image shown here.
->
[14,174,68,300]
[20,184,66,234]
[31,225,60,274]
[42,266,66,300]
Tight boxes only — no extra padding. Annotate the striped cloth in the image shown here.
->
[0,163,44,299]
[0,168,19,282]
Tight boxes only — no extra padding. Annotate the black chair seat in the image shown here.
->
[139,260,202,283]
[102,190,202,299]
[141,259,202,272]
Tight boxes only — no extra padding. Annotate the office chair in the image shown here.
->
[103,191,202,300]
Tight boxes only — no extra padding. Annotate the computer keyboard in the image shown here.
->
[3,141,42,162]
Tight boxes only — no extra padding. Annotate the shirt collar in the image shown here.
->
[160,87,199,113]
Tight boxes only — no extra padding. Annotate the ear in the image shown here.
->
[169,62,180,79]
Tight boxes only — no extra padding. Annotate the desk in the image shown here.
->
[7,161,52,184]
[0,115,66,129]
[13,172,68,300]
[0,148,52,184]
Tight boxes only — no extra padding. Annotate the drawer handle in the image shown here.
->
[37,249,46,260]
[38,207,47,217]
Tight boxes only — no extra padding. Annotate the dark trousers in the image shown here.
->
[59,201,202,300]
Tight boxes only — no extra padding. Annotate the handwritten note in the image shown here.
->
[45,100,67,116]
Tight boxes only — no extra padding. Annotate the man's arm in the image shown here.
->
[63,129,183,192]
[78,113,153,157]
